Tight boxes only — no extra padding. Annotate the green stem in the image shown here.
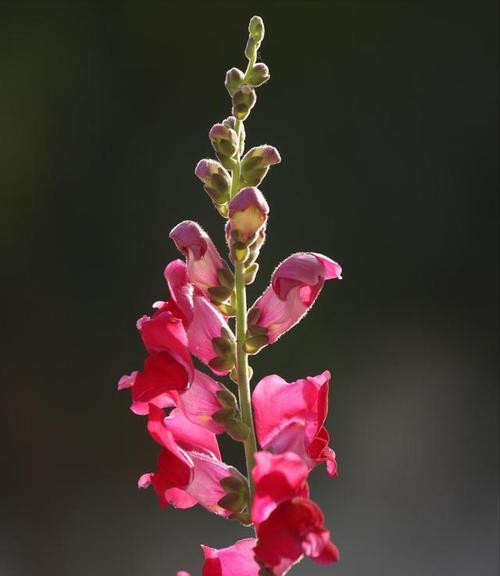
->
[235,260,258,502]
[230,118,258,505]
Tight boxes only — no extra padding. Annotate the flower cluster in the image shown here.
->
[119,16,342,575]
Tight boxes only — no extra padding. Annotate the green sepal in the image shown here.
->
[208,355,235,372]
[216,302,237,316]
[208,286,233,303]
[217,267,235,289]
[244,262,259,284]
[244,335,268,354]
[211,336,234,357]
[216,389,238,410]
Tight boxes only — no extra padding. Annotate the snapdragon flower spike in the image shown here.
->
[169,220,234,305]
[117,300,195,415]
[201,539,260,576]
[251,451,339,573]
[245,252,342,353]
[240,145,281,187]
[252,371,337,476]
[140,406,246,516]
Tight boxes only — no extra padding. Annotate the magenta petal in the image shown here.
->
[201,539,259,576]
[187,296,234,374]
[252,451,310,525]
[252,371,336,474]
[176,369,225,434]
[170,221,227,295]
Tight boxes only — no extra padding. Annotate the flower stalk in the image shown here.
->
[119,15,343,575]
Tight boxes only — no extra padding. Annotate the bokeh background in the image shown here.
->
[1,1,498,575]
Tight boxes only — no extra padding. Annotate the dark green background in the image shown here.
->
[1,2,498,575]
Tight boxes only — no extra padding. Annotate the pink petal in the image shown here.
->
[170,221,227,295]
[252,451,310,525]
[187,296,234,374]
[201,539,259,576]
[252,372,336,474]
[164,260,195,323]
[176,370,225,434]
[188,453,242,517]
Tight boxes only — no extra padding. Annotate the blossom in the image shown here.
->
[240,145,281,187]
[164,261,236,375]
[139,406,245,516]
[246,252,342,352]
[117,300,195,415]
[252,371,337,476]
[254,497,339,571]
[228,187,269,246]
[201,539,260,576]
[170,221,233,303]
[251,451,339,573]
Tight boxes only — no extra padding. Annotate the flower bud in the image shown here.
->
[249,15,265,44]
[195,159,231,206]
[228,187,269,245]
[232,85,257,121]
[225,67,244,96]
[240,145,281,186]
[246,63,270,87]
[209,122,239,170]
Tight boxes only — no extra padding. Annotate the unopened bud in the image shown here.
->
[241,145,281,186]
[246,63,270,87]
[249,15,265,44]
[232,85,257,121]
[228,187,269,245]
[209,123,239,170]
[195,159,231,205]
[225,67,244,96]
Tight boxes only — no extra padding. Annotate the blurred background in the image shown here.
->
[1,1,498,575]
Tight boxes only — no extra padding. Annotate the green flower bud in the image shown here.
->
[232,85,257,121]
[195,159,231,205]
[240,145,281,186]
[209,122,239,170]
[246,63,270,87]
[225,67,244,96]
[249,15,265,44]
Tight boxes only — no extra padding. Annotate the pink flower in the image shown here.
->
[140,406,244,516]
[251,451,309,526]
[254,497,339,571]
[246,252,342,351]
[251,451,339,573]
[118,300,195,415]
[173,369,225,434]
[201,539,260,576]
[187,296,235,375]
[228,187,269,246]
[252,371,337,476]
[170,221,232,301]
[164,261,236,375]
